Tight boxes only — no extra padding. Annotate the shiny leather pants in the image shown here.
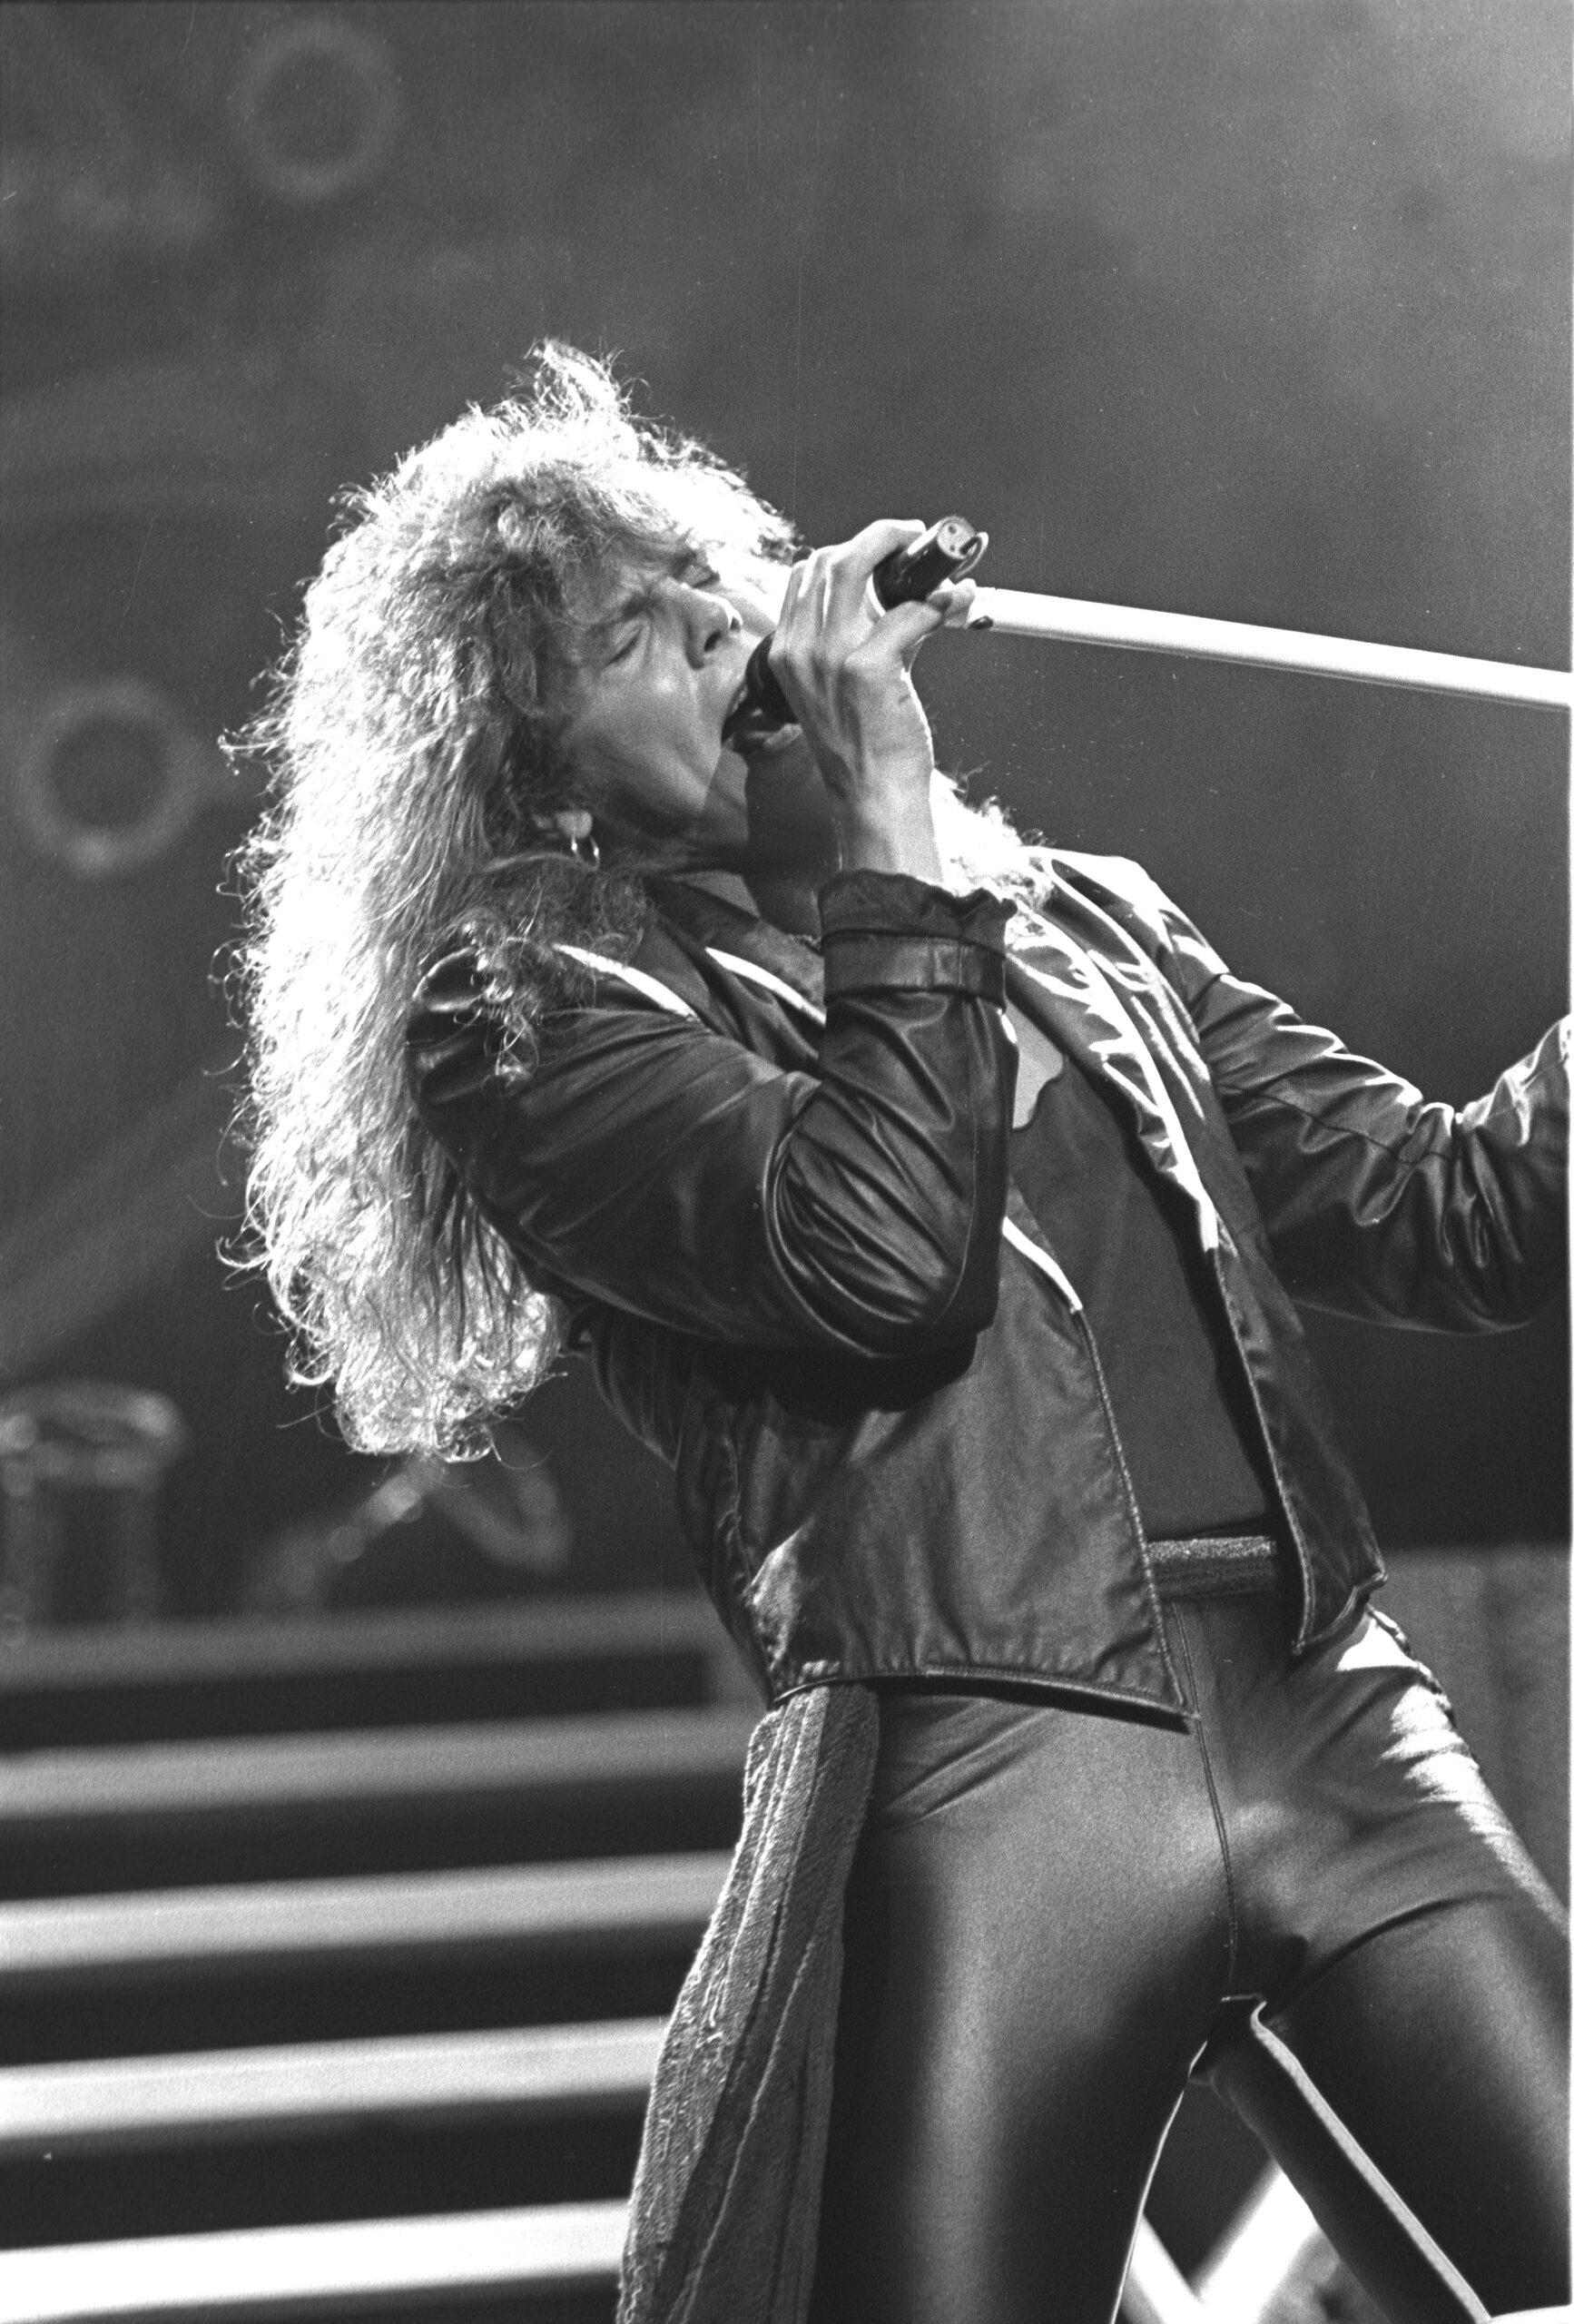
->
[808,1594,1569,2323]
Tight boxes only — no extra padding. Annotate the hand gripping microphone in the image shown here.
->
[721,516,988,754]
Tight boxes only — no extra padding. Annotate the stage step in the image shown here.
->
[0,1706,754,1895]
[0,1853,729,1994]
[0,2209,1213,2324]
[0,2020,666,2160]
[0,1592,753,1749]
[0,2199,629,2322]
[3,1707,755,1827]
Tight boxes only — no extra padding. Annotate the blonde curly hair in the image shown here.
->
[231,344,1058,1455]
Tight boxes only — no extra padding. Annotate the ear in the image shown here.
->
[535,807,595,846]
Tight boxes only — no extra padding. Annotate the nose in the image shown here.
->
[676,580,743,666]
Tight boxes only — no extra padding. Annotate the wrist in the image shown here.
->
[836,817,944,882]
[819,872,1013,1002]
[831,784,943,882]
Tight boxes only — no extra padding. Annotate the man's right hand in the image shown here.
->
[767,519,975,881]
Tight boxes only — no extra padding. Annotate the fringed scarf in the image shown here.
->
[618,1683,880,2323]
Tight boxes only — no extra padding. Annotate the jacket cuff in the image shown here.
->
[819,872,1012,1001]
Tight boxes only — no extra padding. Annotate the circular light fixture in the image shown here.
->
[13,677,216,879]
[227,15,403,207]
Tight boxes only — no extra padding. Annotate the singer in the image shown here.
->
[235,348,1568,2322]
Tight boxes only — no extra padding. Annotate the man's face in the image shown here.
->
[557,554,841,880]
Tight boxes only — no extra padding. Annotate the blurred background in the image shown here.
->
[1,0,1567,1618]
[0,2,1567,2307]
[3,0,1562,1627]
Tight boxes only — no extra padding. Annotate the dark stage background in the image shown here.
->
[0,0,1568,1619]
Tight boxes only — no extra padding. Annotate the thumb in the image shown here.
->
[871,595,949,670]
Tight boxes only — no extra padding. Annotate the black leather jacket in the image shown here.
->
[407,855,1568,1721]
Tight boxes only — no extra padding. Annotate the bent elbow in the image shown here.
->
[910,1234,1003,1345]
[819,1208,1005,1358]
[823,1268,999,1364]
[1441,1167,1568,1331]
[765,1173,1005,1357]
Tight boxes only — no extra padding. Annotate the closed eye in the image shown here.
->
[596,558,721,666]
[598,592,654,665]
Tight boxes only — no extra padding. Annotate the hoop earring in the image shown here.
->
[568,826,601,872]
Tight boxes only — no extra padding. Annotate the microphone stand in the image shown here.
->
[723,516,1570,738]
[966,587,1571,712]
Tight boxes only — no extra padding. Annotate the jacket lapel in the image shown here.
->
[1006,911,1219,1253]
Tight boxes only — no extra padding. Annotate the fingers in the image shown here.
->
[766,532,975,743]
[761,527,954,820]
[865,596,950,667]
[840,517,930,594]
[790,519,926,637]
[856,577,979,670]
[777,525,970,649]
[931,576,979,629]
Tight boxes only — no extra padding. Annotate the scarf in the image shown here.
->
[618,1682,880,2323]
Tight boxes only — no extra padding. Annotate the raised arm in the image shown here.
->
[407,874,1017,1357]
[1151,883,1569,1331]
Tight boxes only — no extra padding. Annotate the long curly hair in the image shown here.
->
[232,344,1061,1456]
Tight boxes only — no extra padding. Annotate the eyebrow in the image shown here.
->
[586,553,716,640]
[591,585,655,632]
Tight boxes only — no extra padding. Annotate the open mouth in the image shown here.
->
[723,684,799,758]
[731,719,801,761]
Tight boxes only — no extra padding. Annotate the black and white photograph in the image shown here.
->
[0,5,1569,2320]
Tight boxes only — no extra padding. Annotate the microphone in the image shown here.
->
[722,516,988,753]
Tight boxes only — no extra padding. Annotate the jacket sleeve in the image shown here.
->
[406,873,1017,1357]
[1146,879,1569,1332]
